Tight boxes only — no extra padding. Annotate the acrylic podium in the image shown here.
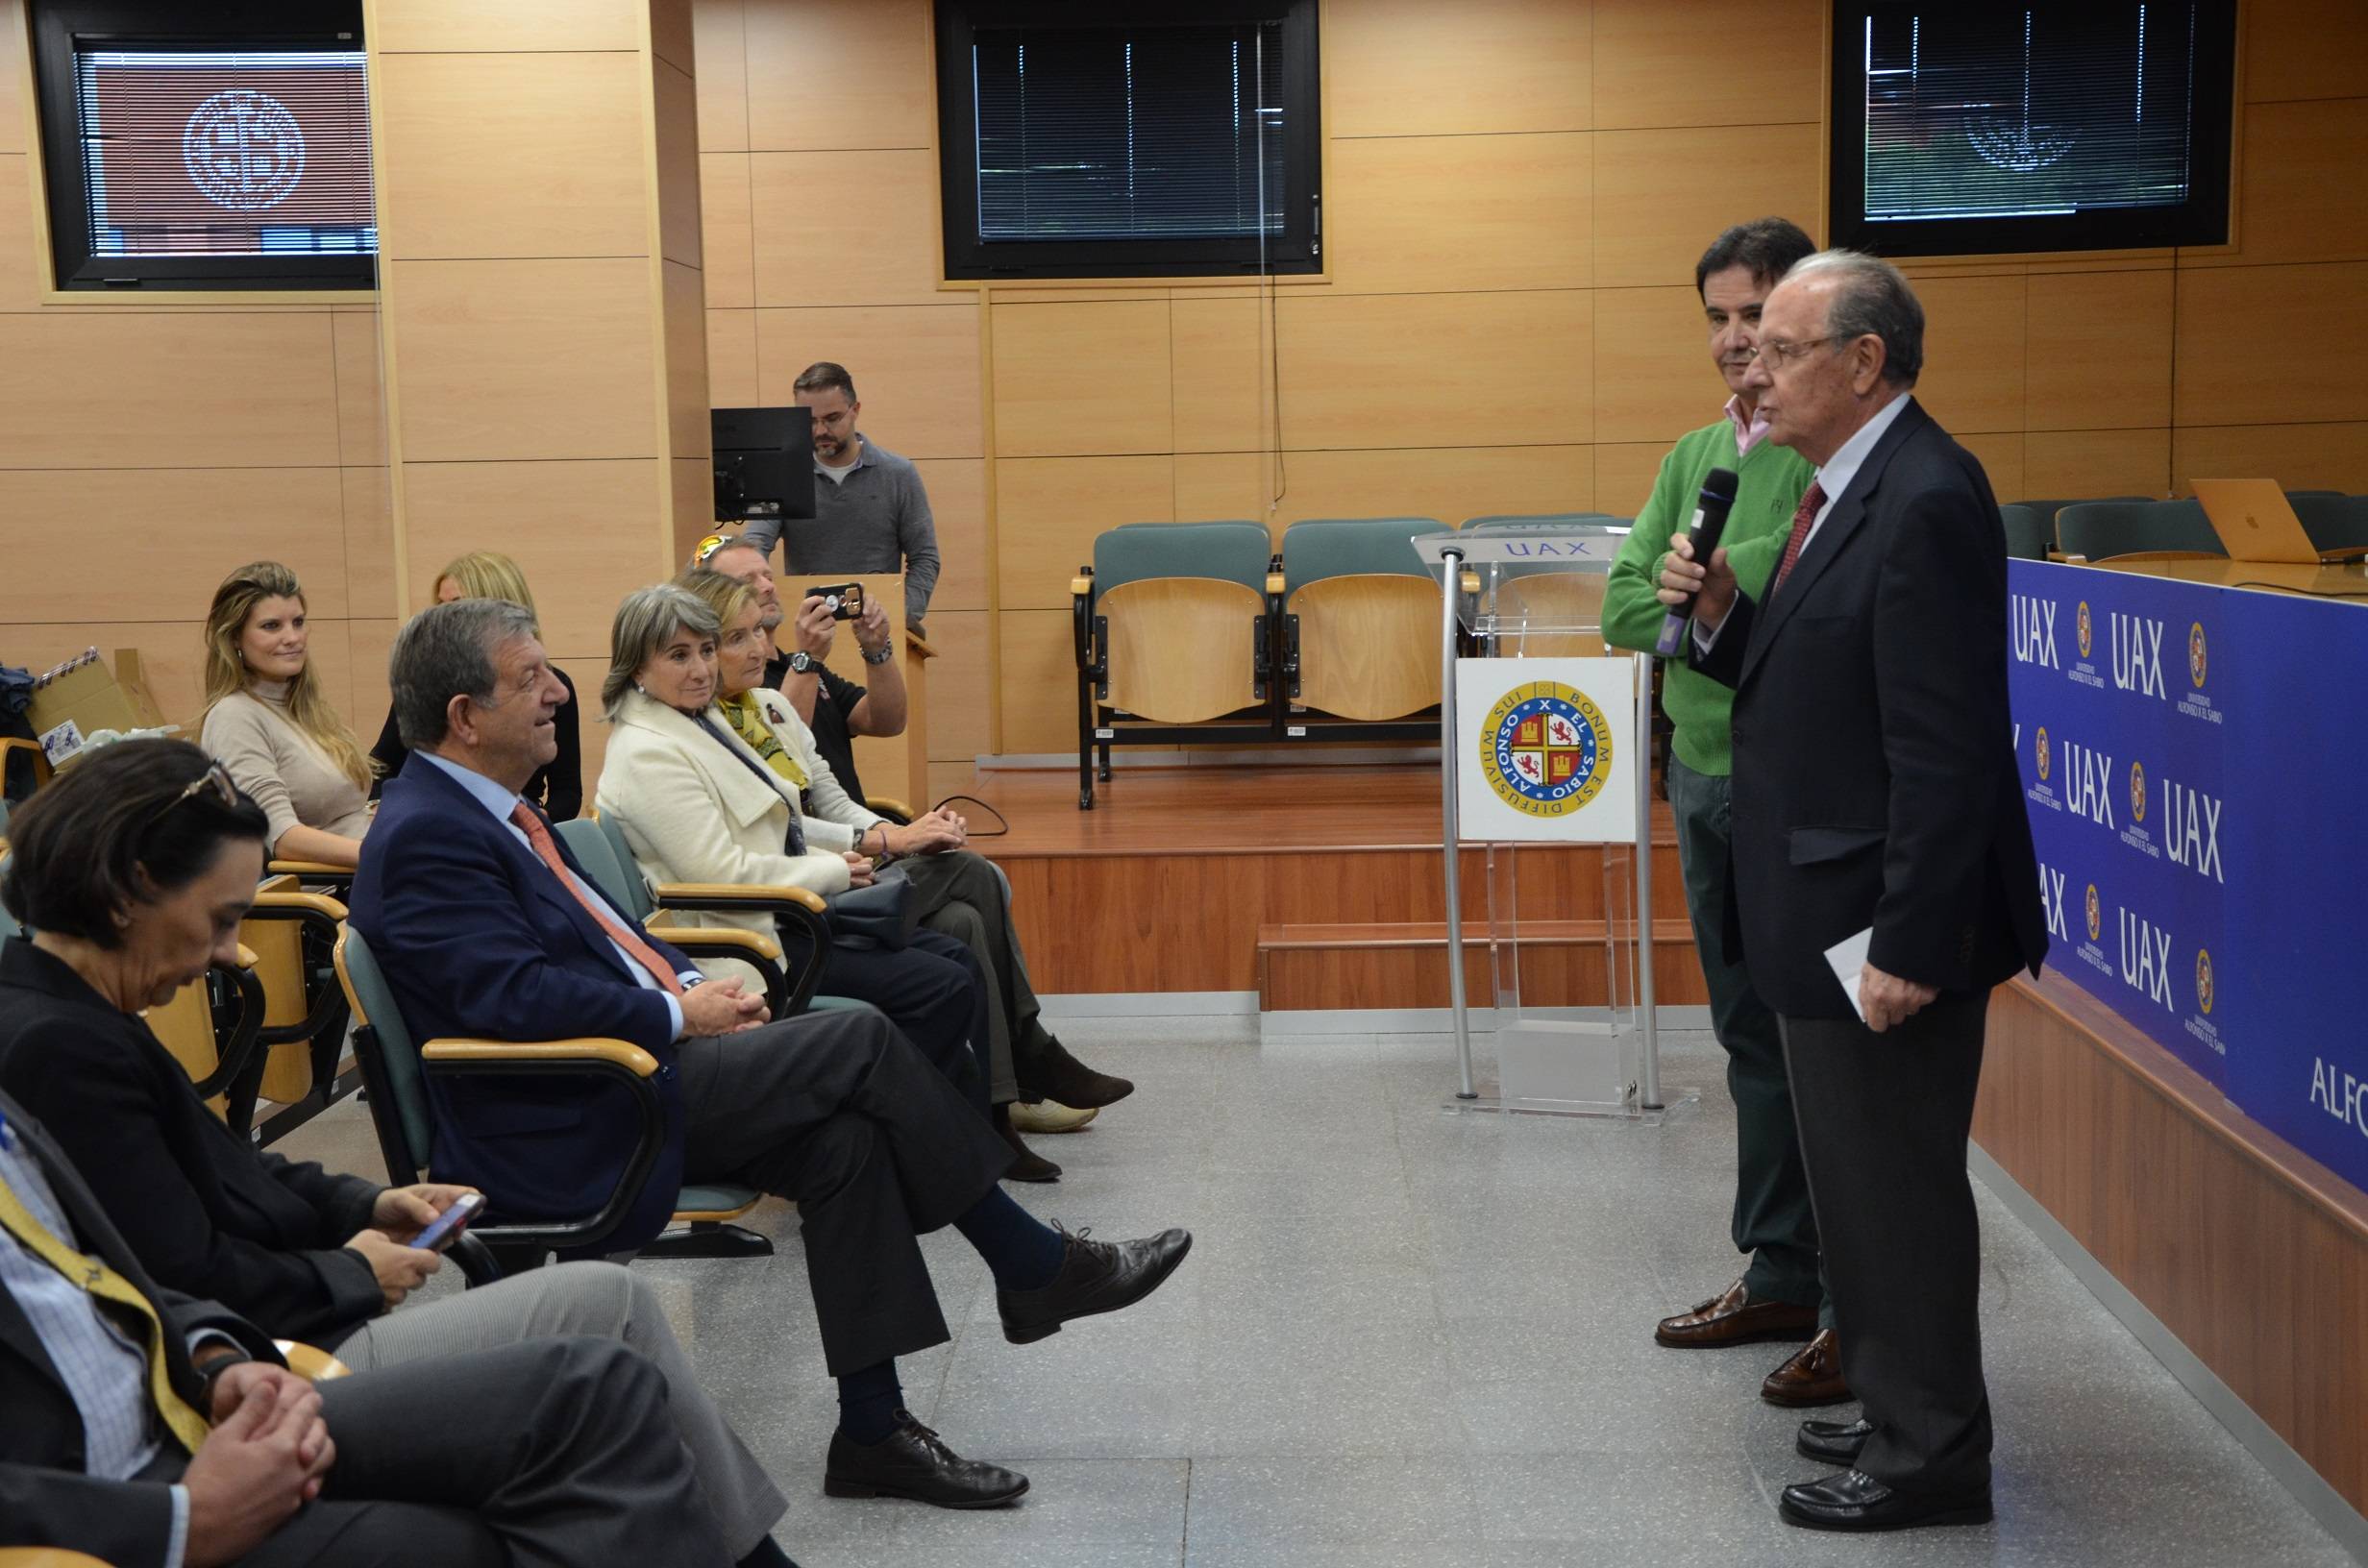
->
[1414,523,1670,1119]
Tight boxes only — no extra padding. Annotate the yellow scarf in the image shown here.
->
[718,692,807,791]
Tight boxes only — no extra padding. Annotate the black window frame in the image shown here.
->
[934,0,1322,282]
[1826,1,2237,259]
[28,0,374,293]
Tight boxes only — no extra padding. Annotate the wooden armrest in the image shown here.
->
[422,1038,659,1076]
[864,796,913,821]
[251,888,349,920]
[653,882,826,915]
[646,925,784,962]
[904,631,935,659]
[1265,571,1287,595]
[273,1339,354,1382]
[0,1551,117,1567]
[269,858,355,878]
[1071,575,1095,596]
[234,943,258,969]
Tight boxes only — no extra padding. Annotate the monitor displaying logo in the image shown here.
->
[2076,600,2092,660]
[2084,884,2101,943]
[1480,682,1614,817]
[2196,947,2215,1015]
[2129,759,2147,823]
[183,88,307,211]
[2035,726,2051,782]
[2188,622,2208,688]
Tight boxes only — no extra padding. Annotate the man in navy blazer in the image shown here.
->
[349,598,1192,1508]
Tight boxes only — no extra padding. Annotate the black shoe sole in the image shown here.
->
[1003,1233,1193,1345]
[1778,1499,1991,1532]
[823,1474,1030,1508]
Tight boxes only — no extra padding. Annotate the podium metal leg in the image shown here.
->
[1440,548,1477,1100]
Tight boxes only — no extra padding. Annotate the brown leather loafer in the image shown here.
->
[1762,1328,1851,1406]
[1655,1278,1820,1348]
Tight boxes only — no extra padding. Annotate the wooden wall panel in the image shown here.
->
[1957,434,2025,511]
[1277,291,1591,450]
[741,0,933,151]
[1325,134,1591,296]
[671,457,714,559]
[1591,443,1662,519]
[662,260,710,460]
[750,150,944,307]
[995,609,1081,755]
[753,305,981,458]
[651,0,695,73]
[1170,453,1280,527]
[691,0,749,153]
[332,312,386,469]
[923,609,990,763]
[2023,429,2172,503]
[0,622,215,731]
[1264,445,1593,530]
[1896,273,2025,436]
[996,455,1175,609]
[2176,263,2368,428]
[1170,297,1269,456]
[1590,0,1824,130]
[990,302,1174,458]
[2024,271,2174,431]
[372,0,644,54]
[2171,423,2368,497]
[2195,99,2368,269]
[0,312,339,469]
[348,619,396,754]
[1592,124,1822,288]
[374,52,650,260]
[388,258,659,462]
[1593,285,1714,446]
[555,655,614,794]
[1324,0,1591,139]
[654,58,703,269]
[2243,0,2368,105]
[912,457,986,613]
[341,467,396,619]
[699,155,755,308]
[706,309,758,405]
[400,459,670,661]
[0,155,37,307]
[0,0,25,156]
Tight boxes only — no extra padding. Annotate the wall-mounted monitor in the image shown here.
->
[1828,3,2236,257]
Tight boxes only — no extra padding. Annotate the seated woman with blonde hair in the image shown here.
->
[197,560,373,869]
[371,549,582,820]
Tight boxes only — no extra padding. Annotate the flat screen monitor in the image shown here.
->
[711,406,816,527]
[1828,3,2235,257]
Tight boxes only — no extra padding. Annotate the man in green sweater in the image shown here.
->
[1601,218,1849,1408]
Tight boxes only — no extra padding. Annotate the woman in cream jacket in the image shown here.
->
[592,582,1048,1166]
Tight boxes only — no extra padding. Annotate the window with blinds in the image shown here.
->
[936,1,1320,280]
[1829,2,2234,257]
[31,2,373,290]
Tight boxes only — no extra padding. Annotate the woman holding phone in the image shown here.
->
[0,739,795,1568]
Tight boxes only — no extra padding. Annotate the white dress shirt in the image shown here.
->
[414,751,695,1039]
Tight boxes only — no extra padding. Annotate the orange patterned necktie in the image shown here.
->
[507,803,684,996]
[1769,481,1829,596]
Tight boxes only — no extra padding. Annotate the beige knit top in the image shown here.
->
[199,681,373,851]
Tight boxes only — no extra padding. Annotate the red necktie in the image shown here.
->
[1769,481,1828,595]
[508,803,684,996]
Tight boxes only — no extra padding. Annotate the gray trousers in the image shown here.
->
[226,1335,729,1566]
[897,848,1051,1104]
[335,1261,783,1557]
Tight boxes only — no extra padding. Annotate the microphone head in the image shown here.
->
[1699,467,1739,505]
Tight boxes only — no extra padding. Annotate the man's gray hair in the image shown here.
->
[1787,249,1924,388]
[389,599,540,750]
[604,584,722,720]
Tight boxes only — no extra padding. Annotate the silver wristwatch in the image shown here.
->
[859,642,894,666]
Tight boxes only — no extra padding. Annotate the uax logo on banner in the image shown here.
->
[2109,611,2168,699]
[2010,593,2059,668]
[2116,905,2177,1014]
[1481,683,1613,818]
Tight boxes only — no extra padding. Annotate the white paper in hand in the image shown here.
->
[1823,927,1873,1024]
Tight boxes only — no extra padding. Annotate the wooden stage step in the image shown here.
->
[956,761,1711,1002]
[1257,919,1706,1011]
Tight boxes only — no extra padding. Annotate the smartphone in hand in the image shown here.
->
[408,1192,485,1252]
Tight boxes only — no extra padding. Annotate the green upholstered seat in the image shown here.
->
[1279,517,1442,599]
[1999,503,2052,561]
[1092,521,1272,594]
[2056,499,2226,561]
[2009,496,2149,527]
[2290,494,2368,554]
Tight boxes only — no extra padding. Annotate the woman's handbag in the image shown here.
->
[823,867,918,950]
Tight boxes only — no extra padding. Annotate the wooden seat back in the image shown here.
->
[1100,577,1267,723]
[1291,574,1442,721]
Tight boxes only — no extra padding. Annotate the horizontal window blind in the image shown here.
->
[74,48,376,258]
[972,22,1288,243]
[1863,6,2201,223]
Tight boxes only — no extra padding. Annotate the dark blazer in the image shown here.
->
[0,1086,279,1563]
[1692,397,2047,1017]
[372,666,584,820]
[0,941,385,1347]
[347,753,687,1249]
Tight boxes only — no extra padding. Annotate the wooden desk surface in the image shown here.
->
[2091,556,2368,601]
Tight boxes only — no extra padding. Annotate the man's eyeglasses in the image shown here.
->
[1751,336,1838,371]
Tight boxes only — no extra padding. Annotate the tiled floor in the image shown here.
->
[281,1019,2356,1568]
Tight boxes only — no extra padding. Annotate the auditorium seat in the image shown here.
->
[230,876,353,1139]
[2288,493,2368,558]
[2010,495,2151,528]
[2000,502,2053,561]
[1278,517,1444,726]
[2055,499,2226,562]
[1073,521,1278,808]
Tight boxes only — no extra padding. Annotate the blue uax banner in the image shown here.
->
[2006,560,2368,1194]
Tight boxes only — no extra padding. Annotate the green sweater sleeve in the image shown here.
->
[1601,446,1691,654]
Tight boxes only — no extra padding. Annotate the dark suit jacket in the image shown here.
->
[0,1085,280,1563]
[370,667,584,821]
[0,941,385,1348]
[347,754,688,1249]
[1692,397,2047,1017]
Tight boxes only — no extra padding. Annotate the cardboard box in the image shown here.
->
[28,648,170,767]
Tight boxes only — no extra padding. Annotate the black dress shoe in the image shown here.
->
[992,1103,1061,1183]
[1778,1469,1991,1532]
[1796,1416,1873,1464]
[824,1412,1029,1508]
[998,1222,1192,1344]
[1017,1039,1134,1110]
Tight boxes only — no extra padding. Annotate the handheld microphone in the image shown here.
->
[1653,466,1741,656]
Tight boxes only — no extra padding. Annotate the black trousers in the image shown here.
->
[807,925,993,1112]
[221,1336,727,1566]
[678,1004,1014,1376]
[1781,989,1993,1497]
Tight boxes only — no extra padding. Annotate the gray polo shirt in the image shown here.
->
[739,436,941,625]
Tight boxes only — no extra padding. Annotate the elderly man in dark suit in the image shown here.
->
[1660,249,2047,1532]
[348,598,1190,1509]
[0,1086,730,1566]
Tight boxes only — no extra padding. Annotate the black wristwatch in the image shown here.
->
[786,650,815,675]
